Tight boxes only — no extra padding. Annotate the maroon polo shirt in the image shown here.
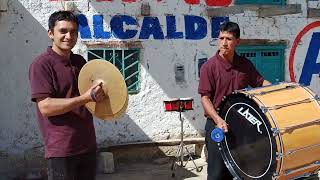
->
[29,47,96,159]
[198,51,264,109]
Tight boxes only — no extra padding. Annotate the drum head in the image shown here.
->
[218,94,278,180]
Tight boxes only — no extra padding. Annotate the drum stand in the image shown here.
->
[170,102,203,178]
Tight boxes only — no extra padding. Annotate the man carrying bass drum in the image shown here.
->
[198,21,271,180]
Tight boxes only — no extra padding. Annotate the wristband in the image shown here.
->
[90,90,97,102]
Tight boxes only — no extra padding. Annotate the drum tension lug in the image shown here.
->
[276,152,284,160]
[315,95,320,101]
[271,128,280,136]
[284,170,292,175]
[272,172,279,180]
[260,106,268,113]
[233,90,240,94]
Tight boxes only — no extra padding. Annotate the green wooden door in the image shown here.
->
[236,45,285,84]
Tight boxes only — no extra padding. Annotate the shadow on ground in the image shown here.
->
[96,158,208,180]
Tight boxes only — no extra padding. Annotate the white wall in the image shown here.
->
[0,0,319,161]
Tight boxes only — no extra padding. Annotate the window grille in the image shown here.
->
[87,48,141,94]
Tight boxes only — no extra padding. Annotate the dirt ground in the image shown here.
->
[96,158,208,180]
[96,158,320,180]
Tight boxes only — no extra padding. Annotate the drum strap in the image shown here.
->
[249,84,298,96]
[278,161,320,177]
[287,143,320,155]
[266,98,315,110]
[280,118,320,133]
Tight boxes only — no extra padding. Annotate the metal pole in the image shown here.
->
[180,109,184,166]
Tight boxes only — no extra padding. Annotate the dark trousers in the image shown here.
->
[47,151,96,180]
[205,119,233,180]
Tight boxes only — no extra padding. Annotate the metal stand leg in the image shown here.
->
[171,108,203,178]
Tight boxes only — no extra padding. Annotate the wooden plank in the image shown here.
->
[84,41,143,48]
[0,0,8,12]
[206,4,301,17]
[308,8,320,18]
[239,39,287,46]
[258,4,302,17]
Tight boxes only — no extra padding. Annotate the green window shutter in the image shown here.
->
[235,0,285,5]
[238,51,258,67]
[87,48,141,94]
[259,49,284,83]
[236,45,285,84]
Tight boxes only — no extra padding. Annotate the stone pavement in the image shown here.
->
[1,157,319,180]
[96,158,208,180]
[96,157,320,180]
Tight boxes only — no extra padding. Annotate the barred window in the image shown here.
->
[87,48,140,94]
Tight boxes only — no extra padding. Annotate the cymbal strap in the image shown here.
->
[90,90,97,102]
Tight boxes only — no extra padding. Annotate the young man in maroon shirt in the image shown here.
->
[198,22,271,180]
[29,11,105,180]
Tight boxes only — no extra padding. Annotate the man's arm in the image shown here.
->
[37,82,105,118]
[37,96,89,117]
[201,95,228,132]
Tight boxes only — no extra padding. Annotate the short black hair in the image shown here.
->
[48,11,79,31]
[219,21,240,39]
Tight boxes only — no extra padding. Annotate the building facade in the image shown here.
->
[0,0,319,171]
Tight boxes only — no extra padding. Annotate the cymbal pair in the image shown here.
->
[78,59,128,120]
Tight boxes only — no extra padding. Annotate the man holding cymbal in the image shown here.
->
[29,11,105,180]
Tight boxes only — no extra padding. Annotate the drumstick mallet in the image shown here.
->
[211,128,225,143]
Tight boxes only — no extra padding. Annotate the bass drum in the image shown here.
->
[218,82,320,180]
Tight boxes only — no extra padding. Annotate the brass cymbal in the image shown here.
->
[87,94,129,120]
[78,59,128,120]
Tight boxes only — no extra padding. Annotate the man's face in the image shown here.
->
[48,20,78,51]
[218,31,240,57]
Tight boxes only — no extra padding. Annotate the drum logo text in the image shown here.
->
[238,107,262,134]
